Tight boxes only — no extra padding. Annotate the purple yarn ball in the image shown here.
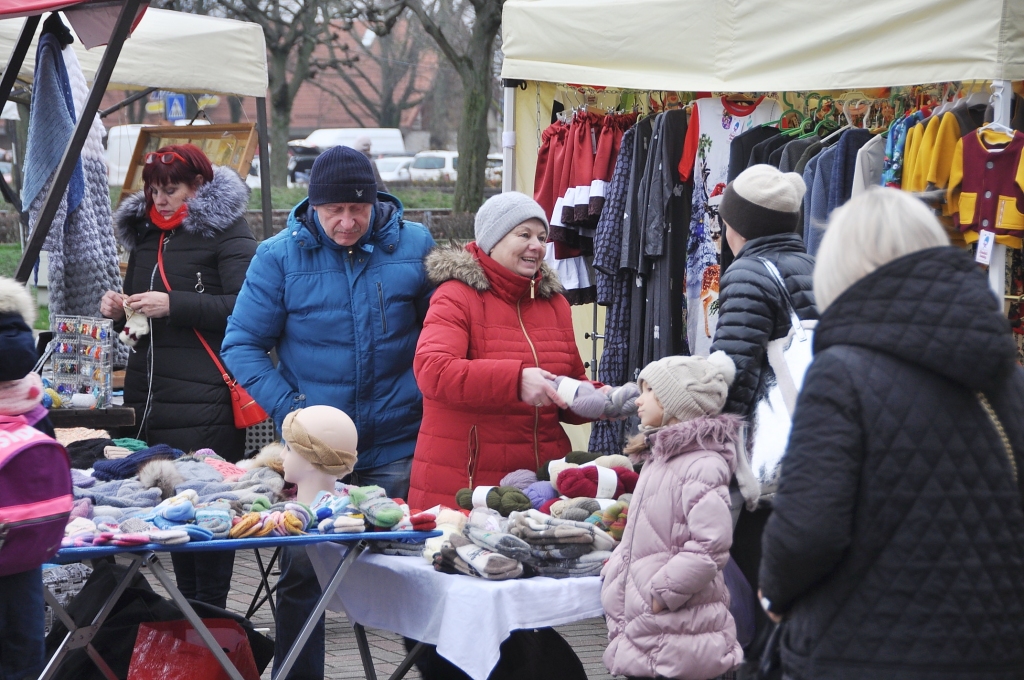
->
[500,469,538,491]
[524,481,558,509]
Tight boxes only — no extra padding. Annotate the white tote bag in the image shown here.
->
[749,258,816,499]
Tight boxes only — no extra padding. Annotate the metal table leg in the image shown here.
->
[273,540,368,679]
[144,552,246,680]
[39,554,145,680]
[353,623,378,680]
[246,546,280,620]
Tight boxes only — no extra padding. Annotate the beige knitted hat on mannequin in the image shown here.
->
[637,351,736,425]
[282,410,358,477]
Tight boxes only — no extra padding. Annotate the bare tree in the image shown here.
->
[350,0,502,212]
[215,0,330,186]
[310,14,431,129]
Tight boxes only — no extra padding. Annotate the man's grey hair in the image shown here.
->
[814,187,950,312]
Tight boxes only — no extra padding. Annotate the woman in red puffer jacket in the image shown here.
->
[409,192,600,510]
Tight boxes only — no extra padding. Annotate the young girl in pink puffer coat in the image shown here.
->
[601,351,743,680]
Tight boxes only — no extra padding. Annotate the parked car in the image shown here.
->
[105,124,149,186]
[486,153,504,183]
[375,156,414,183]
[286,142,319,185]
[409,150,459,182]
[300,127,406,156]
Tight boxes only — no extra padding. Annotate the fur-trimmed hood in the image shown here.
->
[0,276,36,326]
[425,242,563,300]
[650,414,743,472]
[114,165,250,251]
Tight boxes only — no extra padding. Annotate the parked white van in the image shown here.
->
[105,124,149,186]
[298,128,406,156]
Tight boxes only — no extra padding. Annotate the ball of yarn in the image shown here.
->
[44,387,63,408]
[499,469,538,491]
[600,502,629,541]
[558,466,625,499]
[548,460,579,493]
[594,454,633,470]
[455,486,532,516]
[552,497,600,522]
[538,497,559,515]
[524,481,557,509]
[565,450,601,465]
[612,467,639,494]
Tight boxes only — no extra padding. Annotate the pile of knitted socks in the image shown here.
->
[507,509,615,578]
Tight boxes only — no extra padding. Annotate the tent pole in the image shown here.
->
[256,96,273,240]
[0,15,40,115]
[500,80,520,193]
[99,86,157,118]
[15,0,143,284]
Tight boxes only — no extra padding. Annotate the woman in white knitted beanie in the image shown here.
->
[602,351,745,680]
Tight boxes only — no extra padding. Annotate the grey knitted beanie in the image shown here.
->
[638,351,736,425]
[474,191,550,254]
[719,164,806,241]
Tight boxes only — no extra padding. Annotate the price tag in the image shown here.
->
[976,230,995,265]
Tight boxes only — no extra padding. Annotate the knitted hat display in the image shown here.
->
[718,164,806,241]
[637,351,736,425]
[455,486,532,517]
[557,466,638,499]
[307,145,377,205]
[282,410,358,477]
[91,444,185,482]
[67,437,114,469]
[473,191,550,254]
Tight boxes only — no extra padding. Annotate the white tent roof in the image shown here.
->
[0,8,268,97]
[501,0,1024,91]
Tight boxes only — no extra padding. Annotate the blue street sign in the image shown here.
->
[165,94,187,122]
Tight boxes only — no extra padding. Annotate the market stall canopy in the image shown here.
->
[500,0,1024,91]
[0,1,88,19]
[0,8,268,97]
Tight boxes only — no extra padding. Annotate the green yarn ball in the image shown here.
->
[565,450,601,465]
[454,486,532,516]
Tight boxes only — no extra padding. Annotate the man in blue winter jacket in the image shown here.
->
[222,145,434,679]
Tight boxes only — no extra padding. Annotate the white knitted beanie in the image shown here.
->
[719,164,806,240]
[637,352,736,425]
[474,191,550,254]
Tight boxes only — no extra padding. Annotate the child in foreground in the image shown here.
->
[601,351,743,680]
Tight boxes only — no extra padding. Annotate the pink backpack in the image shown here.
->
[0,415,72,576]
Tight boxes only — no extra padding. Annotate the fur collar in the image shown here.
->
[650,414,743,472]
[425,244,563,299]
[114,166,250,251]
[0,277,35,326]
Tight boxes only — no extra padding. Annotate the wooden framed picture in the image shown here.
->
[118,123,258,203]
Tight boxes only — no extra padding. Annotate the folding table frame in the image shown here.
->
[45,531,437,680]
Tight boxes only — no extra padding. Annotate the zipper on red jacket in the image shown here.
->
[517,296,541,468]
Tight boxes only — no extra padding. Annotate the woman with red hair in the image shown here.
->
[100,144,255,608]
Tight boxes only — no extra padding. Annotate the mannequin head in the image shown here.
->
[281,406,358,504]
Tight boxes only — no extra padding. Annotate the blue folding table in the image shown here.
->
[45,531,438,680]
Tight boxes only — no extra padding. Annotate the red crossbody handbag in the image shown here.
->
[157,232,268,429]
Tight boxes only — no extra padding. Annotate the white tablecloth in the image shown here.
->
[308,544,604,680]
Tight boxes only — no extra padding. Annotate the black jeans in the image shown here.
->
[170,550,236,610]
[0,567,45,680]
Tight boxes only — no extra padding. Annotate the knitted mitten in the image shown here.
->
[196,502,233,538]
[349,486,404,528]
[410,511,437,531]
[151,490,199,523]
[229,512,262,538]
[110,532,150,546]
[147,529,190,545]
[118,517,156,534]
[319,511,366,534]
[391,502,413,532]
[181,524,214,542]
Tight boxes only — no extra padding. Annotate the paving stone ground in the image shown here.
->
[139,548,615,680]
